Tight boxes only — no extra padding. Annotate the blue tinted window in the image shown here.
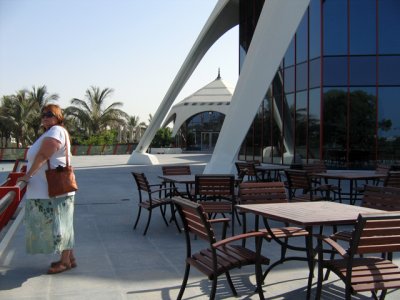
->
[350,0,376,55]
[309,0,321,59]
[309,88,321,159]
[379,0,400,54]
[379,55,400,85]
[295,91,308,158]
[323,0,347,55]
[309,58,321,88]
[284,66,295,93]
[296,11,308,64]
[296,62,308,91]
[323,56,347,86]
[349,56,376,86]
[378,87,400,139]
[284,38,295,67]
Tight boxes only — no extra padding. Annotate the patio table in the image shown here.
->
[158,174,196,199]
[312,170,386,204]
[236,201,385,299]
[255,164,290,181]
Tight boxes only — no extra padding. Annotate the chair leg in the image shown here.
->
[160,205,169,226]
[177,264,191,300]
[170,203,181,233]
[143,210,152,235]
[225,272,237,296]
[210,275,218,300]
[316,255,323,299]
[133,206,142,230]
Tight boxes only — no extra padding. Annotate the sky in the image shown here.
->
[0,0,238,123]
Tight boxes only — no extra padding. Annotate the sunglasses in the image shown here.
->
[41,111,56,118]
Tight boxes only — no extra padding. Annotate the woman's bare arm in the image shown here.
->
[19,137,61,181]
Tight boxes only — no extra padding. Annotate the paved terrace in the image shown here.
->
[0,154,399,299]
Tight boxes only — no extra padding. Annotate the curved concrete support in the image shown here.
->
[204,0,310,174]
[127,0,239,165]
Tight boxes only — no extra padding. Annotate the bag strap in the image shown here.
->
[47,127,71,169]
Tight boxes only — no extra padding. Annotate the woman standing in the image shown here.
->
[18,104,76,274]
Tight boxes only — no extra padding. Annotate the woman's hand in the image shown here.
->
[17,174,32,183]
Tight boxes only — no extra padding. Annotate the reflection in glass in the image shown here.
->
[379,56,400,85]
[309,88,321,160]
[309,0,321,59]
[349,87,376,167]
[378,87,400,162]
[350,56,376,86]
[324,56,347,86]
[295,91,307,159]
[296,62,308,91]
[379,0,400,54]
[323,0,347,55]
[309,58,321,88]
[323,88,347,166]
[349,0,376,55]
[296,11,308,64]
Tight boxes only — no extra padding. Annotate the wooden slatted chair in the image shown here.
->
[235,162,262,182]
[284,169,341,202]
[302,160,327,187]
[384,171,400,188]
[315,212,400,300]
[194,174,237,235]
[161,165,192,197]
[325,185,400,281]
[172,196,269,300]
[237,181,310,281]
[131,172,177,235]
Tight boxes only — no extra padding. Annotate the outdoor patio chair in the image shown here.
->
[235,161,262,182]
[284,169,341,202]
[325,185,400,280]
[131,172,178,235]
[237,181,309,281]
[384,171,400,188]
[172,196,269,300]
[194,174,238,235]
[315,212,400,300]
[161,165,192,197]
[301,160,327,187]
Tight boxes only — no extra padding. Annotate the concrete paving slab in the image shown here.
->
[0,154,399,299]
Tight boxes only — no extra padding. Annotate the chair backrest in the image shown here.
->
[173,196,216,243]
[162,165,191,176]
[284,169,312,190]
[195,174,235,199]
[132,172,150,192]
[302,160,327,173]
[351,213,400,256]
[384,171,400,188]
[235,162,258,177]
[239,181,287,205]
[361,185,400,211]
[375,163,392,174]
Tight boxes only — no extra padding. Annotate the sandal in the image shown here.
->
[47,262,71,274]
[50,257,77,268]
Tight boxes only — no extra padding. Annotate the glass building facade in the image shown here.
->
[238,0,400,168]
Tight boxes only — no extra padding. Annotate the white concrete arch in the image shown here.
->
[127,0,239,165]
[204,0,310,174]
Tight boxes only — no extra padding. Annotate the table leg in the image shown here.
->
[306,226,314,300]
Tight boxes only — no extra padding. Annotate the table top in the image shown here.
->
[256,164,291,171]
[158,174,195,184]
[313,170,385,180]
[237,201,385,226]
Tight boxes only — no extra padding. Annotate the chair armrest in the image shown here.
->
[315,234,348,258]
[208,218,230,224]
[212,231,266,248]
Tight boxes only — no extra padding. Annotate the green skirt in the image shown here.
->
[25,195,75,254]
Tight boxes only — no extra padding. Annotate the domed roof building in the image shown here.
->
[162,71,235,151]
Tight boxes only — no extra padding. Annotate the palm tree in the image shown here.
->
[28,85,59,139]
[126,115,140,142]
[64,86,129,137]
[0,90,36,146]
